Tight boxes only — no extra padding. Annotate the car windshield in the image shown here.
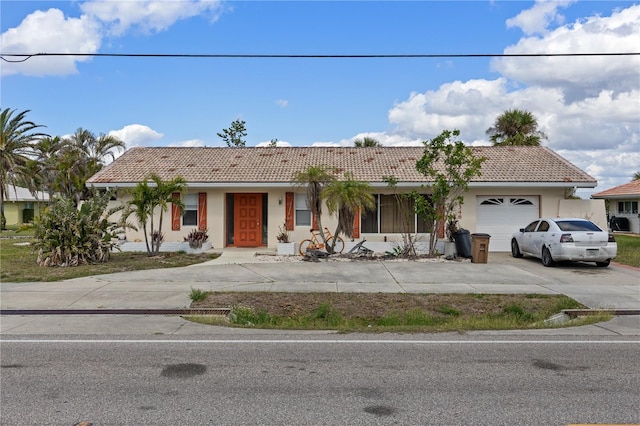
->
[555,220,602,232]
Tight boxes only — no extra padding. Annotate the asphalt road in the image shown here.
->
[2,335,639,425]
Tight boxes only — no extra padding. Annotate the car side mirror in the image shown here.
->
[519,228,525,233]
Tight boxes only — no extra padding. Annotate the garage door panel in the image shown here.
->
[476,196,539,252]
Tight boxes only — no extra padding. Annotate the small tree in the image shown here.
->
[416,130,485,256]
[33,191,128,267]
[382,175,421,257]
[217,119,247,147]
[124,174,187,255]
[323,173,375,253]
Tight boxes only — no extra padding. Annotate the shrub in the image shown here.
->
[33,192,126,267]
[276,224,290,243]
[184,229,209,249]
[189,288,209,302]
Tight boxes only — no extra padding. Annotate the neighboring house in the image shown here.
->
[87,146,599,252]
[3,186,50,226]
[592,180,640,234]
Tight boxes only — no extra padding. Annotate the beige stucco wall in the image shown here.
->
[110,185,582,250]
[558,199,608,230]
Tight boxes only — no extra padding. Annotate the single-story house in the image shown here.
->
[592,179,640,234]
[87,146,602,252]
[2,186,49,226]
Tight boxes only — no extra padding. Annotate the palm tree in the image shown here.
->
[354,136,381,147]
[149,174,186,254]
[486,109,547,146]
[33,136,67,201]
[125,174,186,255]
[68,127,125,171]
[0,108,48,228]
[61,128,126,204]
[292,165,335,246]
[323,173,375,252]
[632,172,640,181]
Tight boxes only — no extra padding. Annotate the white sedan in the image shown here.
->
[511,218,617,267]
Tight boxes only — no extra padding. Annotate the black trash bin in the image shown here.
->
[453,229,472,258]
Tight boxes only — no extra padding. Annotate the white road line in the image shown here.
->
[1,339,639,344]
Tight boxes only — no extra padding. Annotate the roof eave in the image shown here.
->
[89,181,596,189]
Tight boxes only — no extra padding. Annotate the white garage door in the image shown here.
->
[476,196,540,252]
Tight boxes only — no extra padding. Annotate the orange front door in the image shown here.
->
[234,194,262,247]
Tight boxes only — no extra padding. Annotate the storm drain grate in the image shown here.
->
[0,308,231,316]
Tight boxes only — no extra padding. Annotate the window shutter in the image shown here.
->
[285,192,294,230]
[352,208,360,239]
[198,192,207,231]
[171,192,181,231]
[437,205,445,238]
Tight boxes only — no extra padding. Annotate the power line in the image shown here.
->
[2,52,639,63]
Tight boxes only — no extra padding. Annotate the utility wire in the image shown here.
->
[1,52,639,63]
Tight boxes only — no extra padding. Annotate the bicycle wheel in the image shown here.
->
[327,236,345,254]
[298,239,313,256]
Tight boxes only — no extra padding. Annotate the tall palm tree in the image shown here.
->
[33,136,67,201]
[323,173,375,252]
[62,128,126,204]
[0,108,48,228]
[292,165,335,245]
[632,171,640,181]
[354,136,381,147]
[68,127,125,171]
[486,109,547,146]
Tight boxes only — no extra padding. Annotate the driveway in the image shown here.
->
[1,253,638,311]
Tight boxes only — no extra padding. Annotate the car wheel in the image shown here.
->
[541,247,555,267]
[511,239,523,258]
[596,260,610,267]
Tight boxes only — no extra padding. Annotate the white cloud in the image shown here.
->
[169,139,206,147]
[1,1,224,76]
[275,99,289,108]
[109,124,163,148]
[256,140,292,147]
[378,3,640,196]
[506,0,574,35]
[80,0,224,36]
[1,8,102,76]
[494,4,640,102]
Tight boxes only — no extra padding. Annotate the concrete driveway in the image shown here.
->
[1,252,638,310]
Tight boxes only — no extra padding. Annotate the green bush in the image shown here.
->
[32,192,126,267]
[189,288,209,302]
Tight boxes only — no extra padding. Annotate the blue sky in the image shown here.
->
[2,1,639,196]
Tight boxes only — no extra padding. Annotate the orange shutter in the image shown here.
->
[436,205,445,238]
[171,192,181,231]
[198,192,207,230]
[352,208,360,239]
[285,192,294,230]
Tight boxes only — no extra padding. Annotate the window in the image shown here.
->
[524,221,539,232]
[618,201,638,214]
[183,193,198,226]
[295,193,311,226]
[536,221,550,232]
[361,194,431,234]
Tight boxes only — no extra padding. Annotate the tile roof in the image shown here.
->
[87,146,596,186]
[592,179,640,198]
